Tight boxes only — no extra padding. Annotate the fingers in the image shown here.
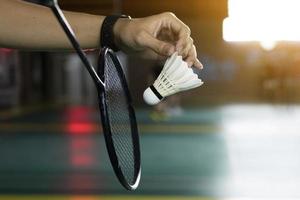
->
[175,27,191,56]
[161,12,203,69]
[177,37,193,58]
[136,30,175,56]
[161,13,191,54]
[131,12,203,68]
[185,45,203,69]
[161,12,191,42]
[177,36,202,69]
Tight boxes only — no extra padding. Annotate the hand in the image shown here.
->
[114,12,203,69]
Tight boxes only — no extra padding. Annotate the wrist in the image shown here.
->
[100,15,131,51]
[113,17,131,50]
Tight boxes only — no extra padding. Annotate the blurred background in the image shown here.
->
[1,0,300,199]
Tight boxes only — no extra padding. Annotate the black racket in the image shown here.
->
[41,0,141,190]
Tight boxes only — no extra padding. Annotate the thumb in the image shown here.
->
[137,31,175,56]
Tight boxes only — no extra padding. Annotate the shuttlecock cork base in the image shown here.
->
[143,52,203,105]
[143,85,164,105]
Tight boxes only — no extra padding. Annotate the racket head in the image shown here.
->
[97,47,141,190]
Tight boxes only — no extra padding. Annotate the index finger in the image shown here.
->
[161,13,192,53]
[161,12,191,39]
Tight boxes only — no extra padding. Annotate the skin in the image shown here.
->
[0,0,203,69]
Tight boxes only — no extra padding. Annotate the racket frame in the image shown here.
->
[98,47,141,190]
[41,0,141,191]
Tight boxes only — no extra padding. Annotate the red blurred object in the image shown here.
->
[66,122,97,134]
[71,138,92,149]
[65,106,93,121]
[64,106,99,134]
[69,137,96,168]
[71,154,94,166]
[0,48,13,54]
[66,174,96,191]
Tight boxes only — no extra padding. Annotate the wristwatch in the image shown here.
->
[100,15,131,51]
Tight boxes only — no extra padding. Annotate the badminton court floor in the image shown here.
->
[0,104,300,199]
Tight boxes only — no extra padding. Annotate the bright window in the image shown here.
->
[223,0,300,49]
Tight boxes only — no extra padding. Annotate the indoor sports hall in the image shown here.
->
[1,0,300,199]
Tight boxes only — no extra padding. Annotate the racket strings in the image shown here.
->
[104,54,136,185]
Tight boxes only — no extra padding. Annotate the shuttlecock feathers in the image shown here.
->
[143,52,203,105]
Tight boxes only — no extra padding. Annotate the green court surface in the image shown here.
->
[0,104,300,199]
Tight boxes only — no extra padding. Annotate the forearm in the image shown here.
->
[0,0,104,50]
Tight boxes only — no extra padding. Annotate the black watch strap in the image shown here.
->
[100,15,130,51]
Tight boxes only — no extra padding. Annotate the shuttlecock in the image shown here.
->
[143,52,203,105]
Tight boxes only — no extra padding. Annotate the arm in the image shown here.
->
[0,0,103,50]
[0,0,202,68]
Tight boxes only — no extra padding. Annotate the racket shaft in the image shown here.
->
[50,3,105,89]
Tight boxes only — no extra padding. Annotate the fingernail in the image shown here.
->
[198,59,203,69]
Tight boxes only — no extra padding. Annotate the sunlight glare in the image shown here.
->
[223,0,300,49]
